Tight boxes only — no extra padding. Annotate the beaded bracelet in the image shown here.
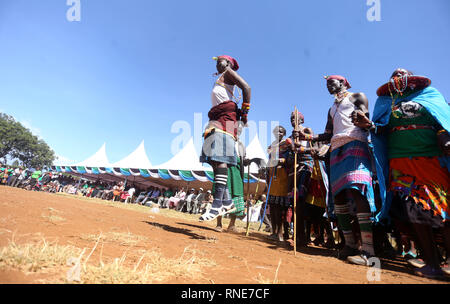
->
[437,129,447,135]
[241,102,250,115]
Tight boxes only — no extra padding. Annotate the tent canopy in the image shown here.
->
[244,135,268,174]
[111,140,152,169]
[72,143,112,167]
[154,138,209,171]
[52,136,266,191]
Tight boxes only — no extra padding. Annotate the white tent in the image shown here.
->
[244,135,268,174]
[73,143,112,168]
[155,138,207,171]
[153,137,212,182]
[51,136,266,192]
[111,140,152,169]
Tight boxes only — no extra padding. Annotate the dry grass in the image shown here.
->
[41,207,65,224]
[0,235,216,284]
[0,238,79,274]
[80,231,148,247]
[252,259,283,284]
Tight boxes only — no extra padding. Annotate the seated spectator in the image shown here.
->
[112,182,124,202]
[90,181,101,198]
[199,190,213,214]
[168,187,186,209]
[189,188,205,214]
[12,168,27,188]
[146,187,161,205]
[158,188,174,208]
[93,182,106,198]
[7,167,21,187]
[67,184,78,194]
[123,184,136,204]
[135,186,154,205]
[1,166,12,185]
[27,167,42,190]
[177,188,197,212]
[101,183,114,200]
[135,189,148,205]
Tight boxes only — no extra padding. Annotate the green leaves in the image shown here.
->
[0,112,55,167]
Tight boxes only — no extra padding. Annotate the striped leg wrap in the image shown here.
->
[335,201,357,249]
[212,167,228,209]
[357,212,374,255]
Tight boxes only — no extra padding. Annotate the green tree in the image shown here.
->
[0,112,55,167]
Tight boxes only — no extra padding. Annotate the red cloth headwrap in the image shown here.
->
[218,55,239,71]
[326,75,351,89]
[291,111,305,122]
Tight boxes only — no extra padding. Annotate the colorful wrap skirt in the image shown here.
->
[388,156,449,227]
[330,140,375,212]
[231,196,246,217]
[305,159,327,209]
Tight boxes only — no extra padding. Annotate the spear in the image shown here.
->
[293,107,300,256]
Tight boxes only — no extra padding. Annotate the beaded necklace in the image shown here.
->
[388,76,408,119]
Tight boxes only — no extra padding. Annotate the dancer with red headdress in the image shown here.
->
[199,55,251,222]
[296,75,377,265]
[352,68,450,279]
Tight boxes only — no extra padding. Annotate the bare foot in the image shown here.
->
[226,226,239,233]
[214,226,223,232]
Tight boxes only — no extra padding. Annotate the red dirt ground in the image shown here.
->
[0,186,447,284]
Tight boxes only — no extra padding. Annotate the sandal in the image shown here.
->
[199,207,222,222]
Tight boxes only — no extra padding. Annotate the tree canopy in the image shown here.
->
[0,113,55,168]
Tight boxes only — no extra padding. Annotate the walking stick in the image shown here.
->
[293,107,300,256]
[258,173,273,232]
[244,158,265,236]
[245,164,251,233]
[246,177,261,236]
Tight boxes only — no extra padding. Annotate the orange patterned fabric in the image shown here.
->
[389,156,449,221]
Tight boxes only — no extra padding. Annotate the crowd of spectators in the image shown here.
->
[0,163,230,216]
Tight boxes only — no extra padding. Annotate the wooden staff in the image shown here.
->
[293,107,300,256]
[246,176,260,236]
[245,163,251,233]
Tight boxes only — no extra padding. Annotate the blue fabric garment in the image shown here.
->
[330,140,376,213]
[371,86,450,223]
[200,131,238,166]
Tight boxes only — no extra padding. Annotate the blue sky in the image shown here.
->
[0,0,449,166]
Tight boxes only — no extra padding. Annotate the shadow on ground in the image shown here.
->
[143,221,217,241]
